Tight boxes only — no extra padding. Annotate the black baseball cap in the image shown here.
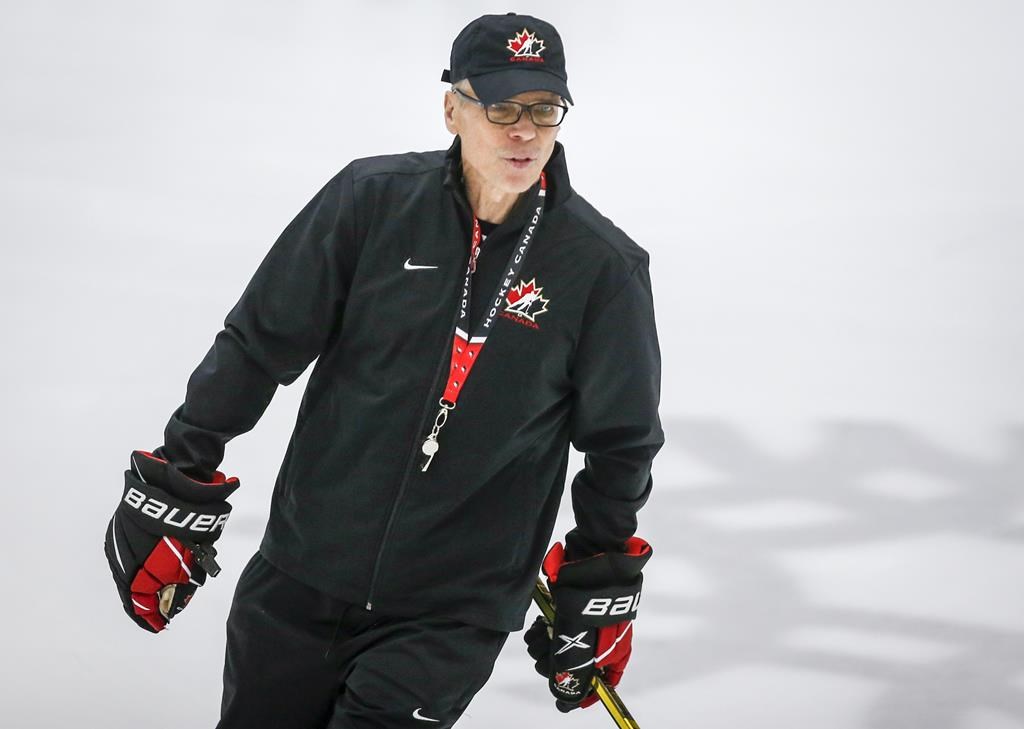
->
[441,13,573,105]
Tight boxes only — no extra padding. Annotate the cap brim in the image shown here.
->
[467,68,573,106]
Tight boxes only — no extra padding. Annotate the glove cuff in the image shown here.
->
[130,450,240,503]
[551,574,643,627]
[118,450,236,542]
[543,536,652,587]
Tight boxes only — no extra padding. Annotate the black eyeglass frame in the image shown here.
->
[452,88,569,127]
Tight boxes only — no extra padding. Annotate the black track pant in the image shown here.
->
[216,551,510,729]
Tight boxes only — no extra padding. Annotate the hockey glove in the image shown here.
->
[104,450,239,633]
[525,537,652,711]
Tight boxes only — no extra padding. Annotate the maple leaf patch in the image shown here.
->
[505,278,549,322]
[507,28,545,59]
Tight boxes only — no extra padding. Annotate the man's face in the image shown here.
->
[444,82,563,195]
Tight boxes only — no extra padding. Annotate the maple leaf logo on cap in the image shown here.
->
[507,28,545,59]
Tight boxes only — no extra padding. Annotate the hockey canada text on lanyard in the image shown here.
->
[420,172,548,471]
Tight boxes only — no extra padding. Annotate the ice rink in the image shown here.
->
[2,1,1022,727]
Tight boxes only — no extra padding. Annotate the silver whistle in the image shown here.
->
[420,437,439,471]
[419,399,455,472]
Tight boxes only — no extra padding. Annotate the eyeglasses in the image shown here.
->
[453,88,569,127]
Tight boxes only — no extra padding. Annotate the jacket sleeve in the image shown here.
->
[564,258,664,559]
[153,166,359,481]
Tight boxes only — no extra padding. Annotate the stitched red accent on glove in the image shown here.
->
[128,536,196,632]
[579,620,634,707]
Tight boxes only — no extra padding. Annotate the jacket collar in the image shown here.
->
[443,136,572,229]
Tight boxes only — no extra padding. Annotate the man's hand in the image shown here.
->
[104,450,239,633]
[525,537,652,710]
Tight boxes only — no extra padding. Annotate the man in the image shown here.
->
[105,12,663,728]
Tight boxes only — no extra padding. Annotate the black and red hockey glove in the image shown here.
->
[103,450,239,633]
[525,537,652,711]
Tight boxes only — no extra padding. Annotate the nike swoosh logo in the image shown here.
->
[412,707,440,722]
[405,258,438,270]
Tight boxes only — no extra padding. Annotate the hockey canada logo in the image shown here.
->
[502,278,549,330]
[553,671,582,696]
[507,28,545,62]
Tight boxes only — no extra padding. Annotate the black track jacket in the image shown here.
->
[153,138,664,631]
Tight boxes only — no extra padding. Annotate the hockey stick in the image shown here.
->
[531,579,641,729]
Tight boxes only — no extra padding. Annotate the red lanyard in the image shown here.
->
[421,172,547,471]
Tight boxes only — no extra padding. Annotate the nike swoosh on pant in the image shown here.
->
[412,707,440,722]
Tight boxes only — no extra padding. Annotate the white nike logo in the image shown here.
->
[411,704,440,724]
[405,258,438,270]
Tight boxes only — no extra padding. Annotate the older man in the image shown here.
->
[105,12,662,728]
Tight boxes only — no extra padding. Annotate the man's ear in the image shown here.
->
[443,91,459,134]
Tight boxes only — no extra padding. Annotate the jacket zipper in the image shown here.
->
[363,263,467,611]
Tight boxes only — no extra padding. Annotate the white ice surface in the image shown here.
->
[2,1,1023,727]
